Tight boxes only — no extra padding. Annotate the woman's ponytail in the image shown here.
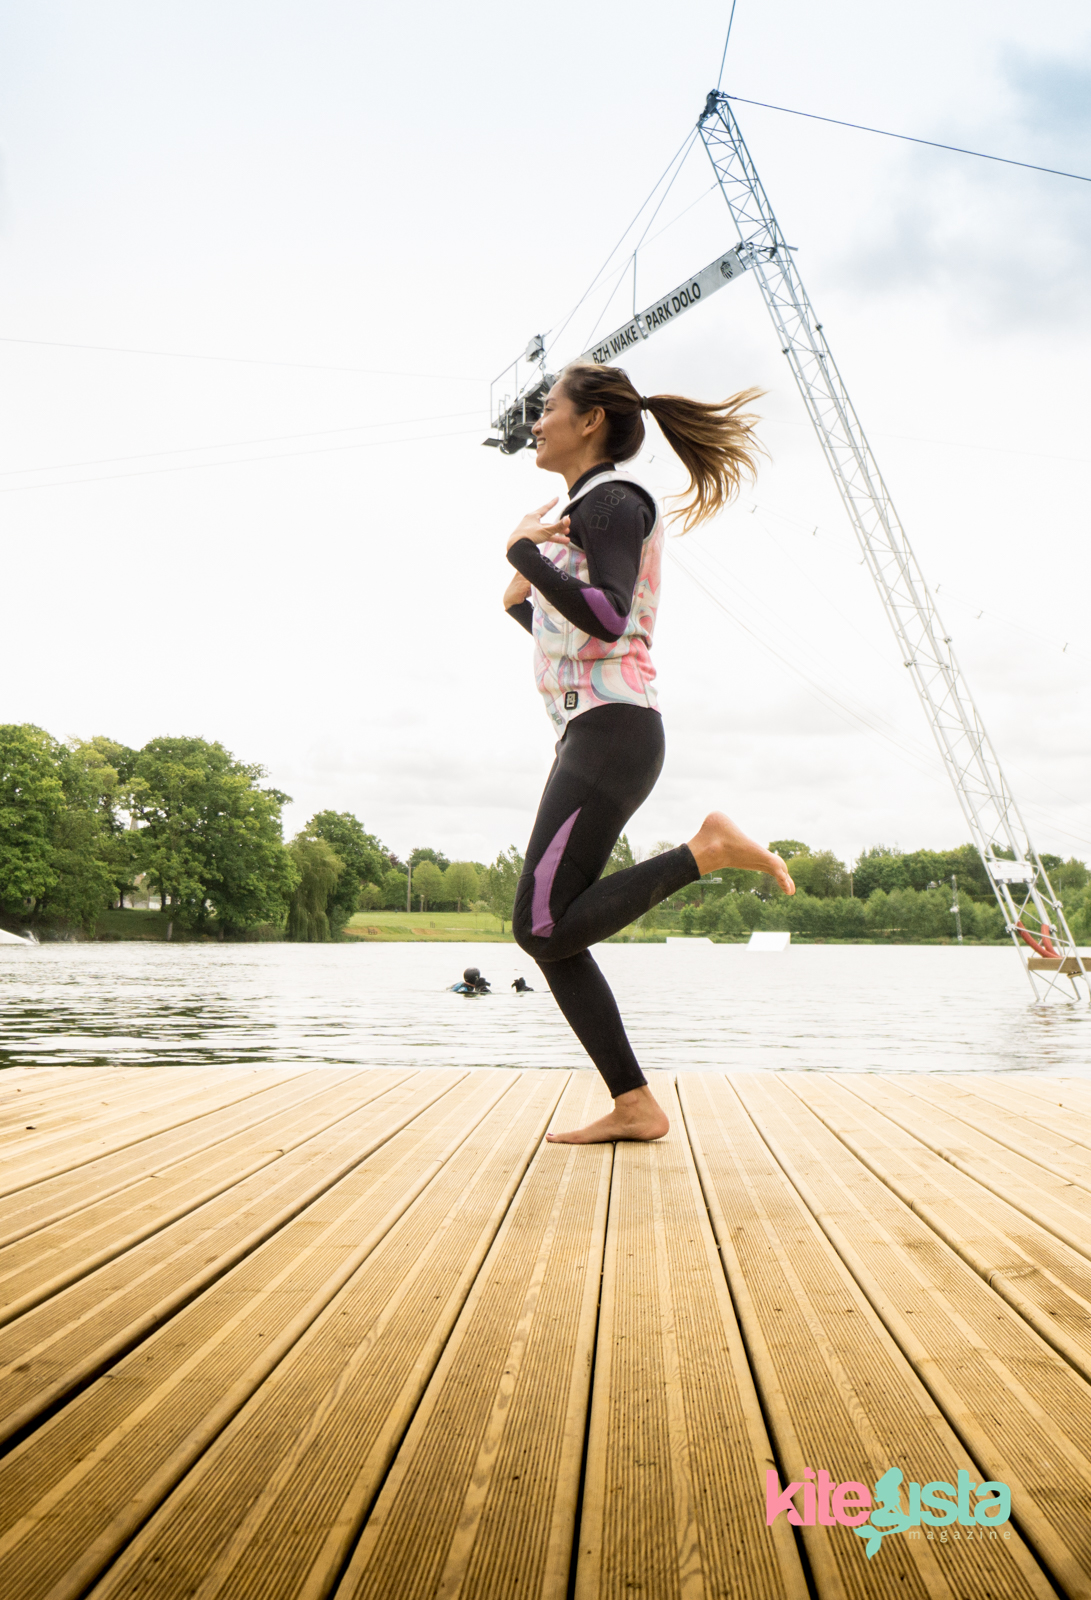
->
[644,387,764,532]
[559,362,764,532]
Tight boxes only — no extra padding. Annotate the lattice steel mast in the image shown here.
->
[697,90,1087,1001]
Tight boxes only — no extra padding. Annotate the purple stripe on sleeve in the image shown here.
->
[583,587,629,636]
[531,808,581,937]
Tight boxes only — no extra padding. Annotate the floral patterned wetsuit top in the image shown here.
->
[506,465,662,733]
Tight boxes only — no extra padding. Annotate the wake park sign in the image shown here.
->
[580,248,752,367]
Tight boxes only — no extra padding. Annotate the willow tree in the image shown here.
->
[286,836,344,941]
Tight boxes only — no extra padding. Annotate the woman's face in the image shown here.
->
[532,383,604,472]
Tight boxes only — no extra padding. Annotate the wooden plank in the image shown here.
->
[0,1067,91,1099]
[0,1066,235,1155]
[984,1075,1091,1119]
[0,1069,416,1328]
[3,1071,563,1600]
[0,1067,312,1198]
[573,1073,807,1600]
[945,1075,1091,1154]
[1026,957,1087,974]
[732,1071,1091,1600]
[788,1073,1091,1384]
[841,1075,1091,1264]
[886,1075,1091,1192]
[0,1070,184,1147]
[0,1069,461,1445]
[334,1072,612,1600]
[0,1067,377,1251]
[0,1068,150,1125]
[678,1073,1055,1600]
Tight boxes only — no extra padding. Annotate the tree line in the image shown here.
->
[651,838,1091,944]
[3,723,1087,944]
[0,725,521,940]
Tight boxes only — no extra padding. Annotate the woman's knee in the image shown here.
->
[512,877,537,954]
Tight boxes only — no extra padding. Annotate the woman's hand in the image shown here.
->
[506,498,571,553]
[503,573,532,610]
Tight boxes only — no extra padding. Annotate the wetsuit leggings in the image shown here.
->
[513,703,700,1096]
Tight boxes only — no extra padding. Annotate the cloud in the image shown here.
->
[832,42,1091,330]
[1004,52,1091,140]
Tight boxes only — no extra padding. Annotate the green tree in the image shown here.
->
[735,893,767,932]
[38,742,126,930]
[302,811,387,934]
[853,847,908,900]
[769,839,810,861]
[410,845,451,874]
[443,861,479,911]
[1051,857,1089,893]
[602,834,635,876]
[0,726,141,933]
[679,904,696,935]
[131,736,295,935]
[787,849,849,899]
[777,891,868,939]
[1065,887,1091,944]
[286,837,343,941]
[412,860,445,911]
[713,896,746,938]
[853,843,993,902]
[380,868,409,909]
[863,886,958,940]
[68,737,141,910]
[0,724,65,915]
[483,846,524,933]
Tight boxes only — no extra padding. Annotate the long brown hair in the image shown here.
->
[558,361,764,532]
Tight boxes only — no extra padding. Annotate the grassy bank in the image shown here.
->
[343,910,514,942]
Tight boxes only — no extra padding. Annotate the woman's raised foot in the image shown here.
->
[546,1086,669,1145]
[686,811,795,895]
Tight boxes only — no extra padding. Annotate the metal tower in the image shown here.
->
[700,90,1081,998]
[697,90,1087,1001]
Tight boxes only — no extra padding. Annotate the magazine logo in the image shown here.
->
[766,1468,1011,1559]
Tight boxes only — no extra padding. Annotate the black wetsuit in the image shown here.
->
[505,464,655,643]
[507,465,700,1097]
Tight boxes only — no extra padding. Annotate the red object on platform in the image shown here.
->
[1014,920,1055,958]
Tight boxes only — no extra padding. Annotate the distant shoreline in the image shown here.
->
[0,907,1019,948]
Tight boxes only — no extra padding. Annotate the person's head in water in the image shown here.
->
[463,967,480,985]
[530,362,764,531]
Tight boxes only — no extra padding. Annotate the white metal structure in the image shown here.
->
[486,93,1088,1002]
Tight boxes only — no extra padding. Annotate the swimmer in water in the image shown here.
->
[450,966,491,995]
[512,976,534,993]
[501,361,793,1143]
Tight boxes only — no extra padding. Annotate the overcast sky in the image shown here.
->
[2,0,1089,870]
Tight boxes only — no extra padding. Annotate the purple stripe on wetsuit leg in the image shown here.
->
[531,808,581,937]
[583,587,629,636]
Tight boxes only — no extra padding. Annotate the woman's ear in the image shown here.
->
[581,405,606,440]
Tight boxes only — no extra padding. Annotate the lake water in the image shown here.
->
[1,942,1088,1076]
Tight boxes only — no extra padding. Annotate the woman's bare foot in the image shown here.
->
[686,811,796,895]
[546,1085,669,1145]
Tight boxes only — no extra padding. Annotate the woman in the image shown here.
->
[503,362,794,1144]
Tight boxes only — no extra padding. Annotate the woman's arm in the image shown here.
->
[506,483,653,642]
[504,572,534,634]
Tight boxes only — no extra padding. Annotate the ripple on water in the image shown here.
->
[0,942,1089,1075]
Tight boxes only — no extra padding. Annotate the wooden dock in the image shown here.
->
[2,1064,1090,1599]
